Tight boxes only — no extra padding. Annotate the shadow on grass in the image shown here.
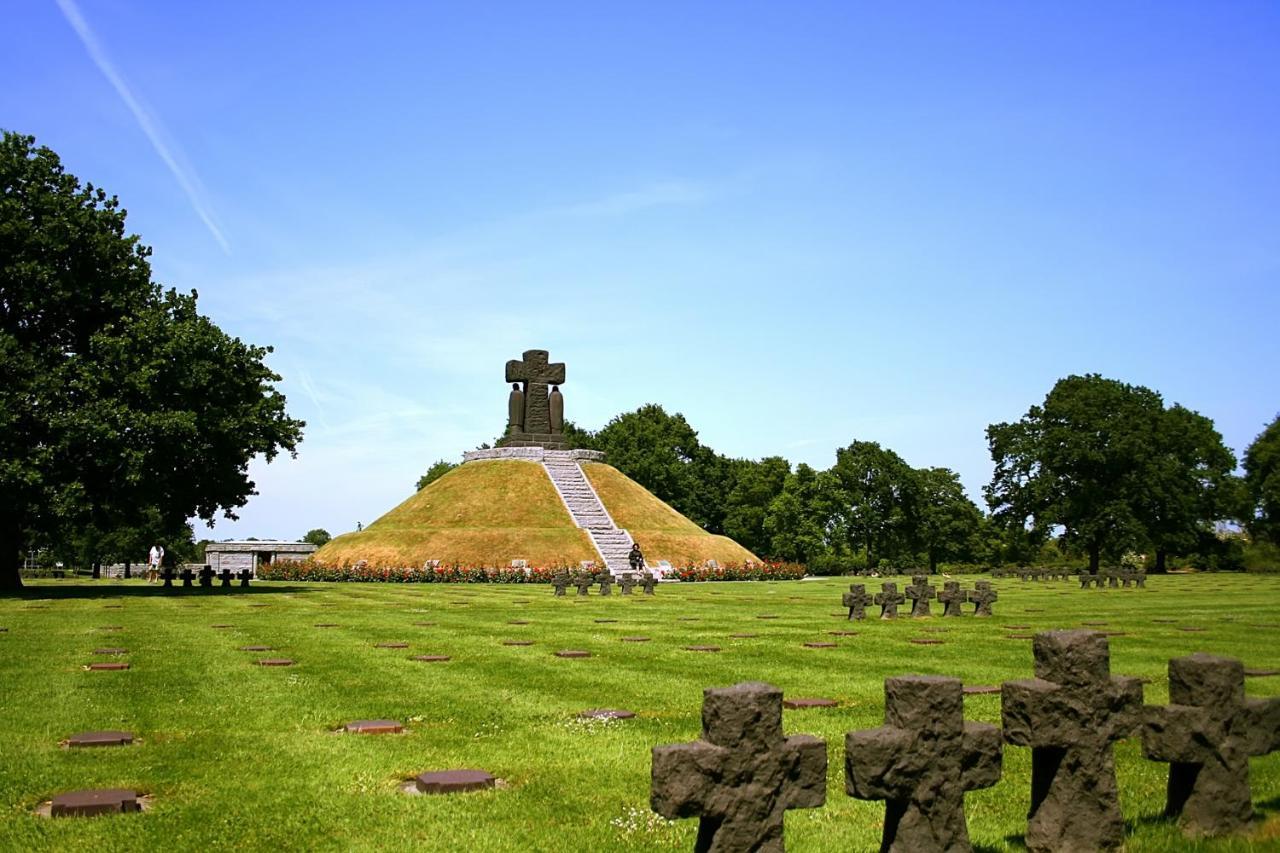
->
[0,582,315,601]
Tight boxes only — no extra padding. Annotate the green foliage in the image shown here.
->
[0,132,304,588]
[911,467,984,573]
[302,528,332,548]
[985,374,1237,573]
[829,440,916,566]
[1245,414,1280,543]
[764,464,840,563]
[721,456,790,556]
[415,459,458,492]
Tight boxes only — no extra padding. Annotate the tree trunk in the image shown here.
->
[1088,542,1101,575]
[929,550,938,574]
[0,524,22,590]
[92,559,102,579]
[124,560,131,579]
[1153,550,1167,574]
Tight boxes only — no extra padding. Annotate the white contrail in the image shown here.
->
[53,0,231,253]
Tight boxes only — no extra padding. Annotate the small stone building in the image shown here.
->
[203,541,316,577]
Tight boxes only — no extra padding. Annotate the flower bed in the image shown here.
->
[259,559,806,583]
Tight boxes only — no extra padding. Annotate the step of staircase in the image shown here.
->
[541,453,636,574]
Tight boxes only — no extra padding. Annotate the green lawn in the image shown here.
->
[2,574,1279,851]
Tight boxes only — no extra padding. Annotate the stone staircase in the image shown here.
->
[542,452,635,574]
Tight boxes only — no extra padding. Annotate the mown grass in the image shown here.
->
[1,574,1279,851]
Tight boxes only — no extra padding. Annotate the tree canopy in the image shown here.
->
[1244,414,1280,544]
[0,132,304,588]
[985,374,1238,572]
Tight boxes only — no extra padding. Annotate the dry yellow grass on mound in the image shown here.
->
[313,460,596,567]
[582,462,760,565]
[311,458,759,569]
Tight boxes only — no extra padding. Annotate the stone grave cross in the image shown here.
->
[1143,653,1280,836]
[574,573,593,596]
[641,572,658,595]
[1002,630,1144,852]
[847,675,1002,851]
[875,583,905,620]
[505,349,565,435]
[937,581,966,617]
[551,571,570,597]
[905,575,936,617]
[968,582,997,617]
[843,584,872,621]
[651,682,826,852]
[618,573,637,595]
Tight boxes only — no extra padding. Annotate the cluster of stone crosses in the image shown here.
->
[550,569,657,597]
[843,576,998,620]
[987,566,1148,586]
[651,630,1280,851]
[158,565,252,590]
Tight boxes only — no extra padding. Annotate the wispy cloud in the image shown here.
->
[551,181,708,218]
[53,0,230,253]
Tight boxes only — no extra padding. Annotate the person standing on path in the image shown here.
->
[628,543,645,573]
[146,543,164,583]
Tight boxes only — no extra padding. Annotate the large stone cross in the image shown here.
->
[875,583,905,619]
[1143,653,1280,836]
[506,349,565,435]
[843,584,872,621]
[651,682,826,852]
[551,570,570,597]
[1002,630,1144,852]
[968,582,997,617]
[905,575,936,618]
[847,675,1002,851]
[938,581,966,617]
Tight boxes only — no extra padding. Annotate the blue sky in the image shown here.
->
[5,2,1278,542]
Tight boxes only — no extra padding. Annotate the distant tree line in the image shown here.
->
[462,377,1276,574]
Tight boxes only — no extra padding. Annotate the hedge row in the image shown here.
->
[258,560,805,583]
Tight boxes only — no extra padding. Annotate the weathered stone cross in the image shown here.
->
[1002,630,1144,852]
[876,583,905,620]
[847,675,1002,851]
[551,570,570,596]
[651,682,826,852]
[619,573,637,595]
[575,573,593,596]
[641,572,658,595]
[938,581,966,617]
[843,584,872,621]
[596,572,613,596]
[505,349,565,435]
[905,575,936,617]
[1143,653,1280,836]
[968,582,997,617]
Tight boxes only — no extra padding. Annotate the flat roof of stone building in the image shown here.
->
[204,542,317,554]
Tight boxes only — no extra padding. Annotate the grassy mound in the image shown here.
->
[3,574,1279,850]
[312,459,759,569]
[582,462,759,565]
[314,460,596,567]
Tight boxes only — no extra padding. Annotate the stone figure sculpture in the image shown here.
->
[846,675,1002,852]
[507,383,525,435]
[504,349,565,435]
[549,384,564,433]
[651,682,826,852]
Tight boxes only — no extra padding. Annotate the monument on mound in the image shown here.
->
[500,349,568,449]
[311,348,760,572]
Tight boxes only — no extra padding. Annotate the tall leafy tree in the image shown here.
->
[910,466,984,573]
[590,404,726,530]
[829,440,916,566]
[985,374,1234,573]
[0,132,304,589]
[764,463,838,562]
[415,459,457,491]
[1244,414,1280,544]
[1138,405,1241,571]
[722,456,790,556]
